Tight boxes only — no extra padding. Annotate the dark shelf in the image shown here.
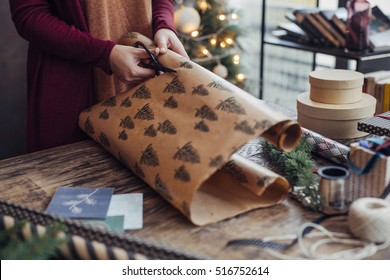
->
[265,35,390,61]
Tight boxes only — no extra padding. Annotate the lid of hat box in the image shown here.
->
[309,69,364,90]
[297,92,376,120]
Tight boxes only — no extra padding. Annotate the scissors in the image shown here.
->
[133,41,176,76]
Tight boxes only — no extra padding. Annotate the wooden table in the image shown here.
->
[0,140,389,260]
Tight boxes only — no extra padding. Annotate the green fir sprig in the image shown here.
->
[260,138,320,210]
[0,220,67,260]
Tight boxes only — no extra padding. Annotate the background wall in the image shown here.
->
[0,1,27,160]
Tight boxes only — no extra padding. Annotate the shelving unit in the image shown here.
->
[259,0,390,98]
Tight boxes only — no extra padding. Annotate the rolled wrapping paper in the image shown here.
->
[301,127,349,167]
[79,32,301,226]
[348,198,390,243]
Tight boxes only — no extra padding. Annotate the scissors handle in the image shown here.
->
[133,41,176,76]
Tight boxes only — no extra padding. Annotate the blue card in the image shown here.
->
[106,193,143,230]
[46,187,114,219]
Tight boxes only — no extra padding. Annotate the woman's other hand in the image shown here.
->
[154,28,189,59]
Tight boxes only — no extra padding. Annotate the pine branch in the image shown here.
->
[259,138,320,210]
[0,220,67,260]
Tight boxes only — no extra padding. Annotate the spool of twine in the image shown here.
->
[348,197,390,243]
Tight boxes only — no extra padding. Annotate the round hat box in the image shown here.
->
[309,69,364,104]
[297,92,376,139]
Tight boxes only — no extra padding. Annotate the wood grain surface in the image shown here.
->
[0,140,388,260]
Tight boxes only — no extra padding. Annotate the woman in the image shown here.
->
[9,0,188,152]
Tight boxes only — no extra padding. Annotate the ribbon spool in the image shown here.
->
[348,197,390,243]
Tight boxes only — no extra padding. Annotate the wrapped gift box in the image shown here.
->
[357,111,390,136]
[347,140,390,202]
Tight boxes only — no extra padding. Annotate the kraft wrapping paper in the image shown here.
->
[79,33,301,225]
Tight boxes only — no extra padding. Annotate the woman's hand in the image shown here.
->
[109,45,160,84]
[154,28,189,58]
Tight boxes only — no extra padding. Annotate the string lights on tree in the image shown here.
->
[174,0,246,88]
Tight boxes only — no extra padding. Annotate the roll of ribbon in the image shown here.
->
[348,197,390,243]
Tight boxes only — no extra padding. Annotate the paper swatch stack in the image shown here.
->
[297,69,376,139]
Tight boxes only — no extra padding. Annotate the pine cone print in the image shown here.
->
[180,61,193,69]
[144,124,158,137]
[234,120,255,135]
[192,85,209,96]
[173,142,201,164]
[254,119,273,130]
[163,96,178,109]
[155,174,172,201]
[194,120,209,132]
[174,165,191,182]
[99,109,109,120]
[140,144,159,166]
[121,97,132,107]
[120,115,135,129]
[215,97,246,115]
[101,96,116,107]
[118,130,128,140]
[220,161,248,183]
[84,117,94,135]
[132,84,151,99]
[195,105,218,121]
[98,132,110,148]
[207,81,233,92]
[134,104,154,120]
[257,176,272,187]
[134,162,145,178]
[163,77,185,94]
[157,120,177,135]
[209,155,224,168]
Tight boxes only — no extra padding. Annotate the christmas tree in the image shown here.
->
[173,0,246,88]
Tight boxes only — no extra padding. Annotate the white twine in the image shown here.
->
[262,198,390,260]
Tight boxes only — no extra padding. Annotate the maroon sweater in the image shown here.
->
[9,0,175,152]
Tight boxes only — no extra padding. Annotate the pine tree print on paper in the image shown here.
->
[99,109,109,120]
[194,120,209,132]
[254,119,273,130]
[132,84,151,99]
[180,61,193,69]
[118,152,130,169]
[173,142,200,164]
[120,115,135,129]
[155,174,172,201]
[163,77,185,94]
[144,124,158,137]
[209,155,224,168]
[215,97,246,115]
[195,105,218,121]
[118,130,128,140]
[192,85,209,96]
[134,104,154,120]
[157,120,177,135]
[174,165,191,182]
[84,117,94,135]
[234,120,255,135]
[164,96,178,109]
[140,144,159,167]
[98,132,110,148]
[121,97,132,107]
[257,176,272,187]
[102,96,116,107]
[208,81,233,92]
[220,161,248,183]
[134,162,145,178]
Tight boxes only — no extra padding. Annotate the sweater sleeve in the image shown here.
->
[9,0,115,74]
[152,0,177,34]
